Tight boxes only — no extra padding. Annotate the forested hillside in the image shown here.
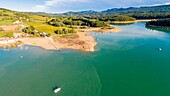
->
[146,18,170,27]
[60,5,170,19]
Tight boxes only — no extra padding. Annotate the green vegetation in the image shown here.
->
[0,32,5,37]
[84,15,136,22]
[24,21,59,34]
[130,12,170,19]
[0,27,5,37]
[59,34,76,38]
[58,5,170,20]
[54,28,76,34]
[146,19,170,27]
[48,17,109,27]
[22,26,51,37]
[112,15,136,21]
[0,18,14,25]
[0,5,169,38]
[0,29,14,38]
[6,31,14,37]
[23,26,35,34]
[0,27,4,31]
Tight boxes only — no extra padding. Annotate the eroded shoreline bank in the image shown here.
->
[0,32,97,52]
[0,26,121,52]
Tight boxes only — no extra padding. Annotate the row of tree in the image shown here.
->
[47,17,109,27]
[22,26,51,37]
[54,28,76,34]
[130,12,170,19]
[146,18,170,27]
[0,27,14,38]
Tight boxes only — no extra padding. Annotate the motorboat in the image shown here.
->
[159,48,162,51]
[54,87,61,93]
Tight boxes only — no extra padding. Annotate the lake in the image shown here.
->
[0,22,170,96]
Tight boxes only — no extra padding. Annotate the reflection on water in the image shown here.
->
[146,25,170,33]
[89,22,170,51]
[110,22,135,26]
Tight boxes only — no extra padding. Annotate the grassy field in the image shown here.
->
[0,20,14,25]
[0,31,14,37]
[0,32,5,37]
[24,21,68,34]
[60,33,76,38]
[29,15,49,21]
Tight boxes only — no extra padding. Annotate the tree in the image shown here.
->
[30,26,35,31]
[6,31,14,38]
[113,15,136,21]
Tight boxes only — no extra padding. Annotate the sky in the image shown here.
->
[0,0,170,13]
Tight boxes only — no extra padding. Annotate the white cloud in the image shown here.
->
[165,2,170,5]
[151,2,170,6]
[31,0,170,12]
[33,5,48,11]
[33,0,91,11]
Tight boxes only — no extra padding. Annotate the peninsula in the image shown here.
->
[0,9,121,51]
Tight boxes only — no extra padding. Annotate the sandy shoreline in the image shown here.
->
[111,19,156,24]
[76,27,122,32]
[22,32,97,52]
[0,32,97,52]
[0,26,121,52]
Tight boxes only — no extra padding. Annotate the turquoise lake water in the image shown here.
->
[0,22,170,96]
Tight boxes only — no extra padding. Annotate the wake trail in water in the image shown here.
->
[92,66,102,96]
[60,69,87,88]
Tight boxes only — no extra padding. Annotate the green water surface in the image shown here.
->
[0,22,170,96]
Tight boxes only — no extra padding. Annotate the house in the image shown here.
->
[39,32,48,36]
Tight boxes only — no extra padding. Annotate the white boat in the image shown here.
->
[159,48,162,51]
[54,88,61,93]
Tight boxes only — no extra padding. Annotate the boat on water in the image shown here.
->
[159,48,162,51]
[54,87,61,93]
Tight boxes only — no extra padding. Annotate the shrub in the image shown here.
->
[0,27,4,32]
[30,26,35,31]
[54,28,76,34]
[6,31,14,38]
[146,18,170,27]
[47,33,51,37]
[113,15,136,21]
[0,32,5,37]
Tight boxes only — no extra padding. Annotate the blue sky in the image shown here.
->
[0,0,170,13]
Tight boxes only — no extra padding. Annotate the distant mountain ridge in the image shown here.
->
[58,5,170,16]
[0,4,170,16]
[103,5,170,13]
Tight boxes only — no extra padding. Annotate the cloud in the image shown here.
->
[33,5,48,11]
[165,2,170,5]
[150,1,170,6]
[33,0,91,12]
[32,0,170,12]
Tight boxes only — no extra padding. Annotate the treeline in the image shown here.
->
[94,12,170,20]
[146,18,170,27]
[130,12,170,19]
[54,28,76,34]
[56,5,170,20]
[84,15,136,21]
[22,26,51,37]
[0,17,14,21]
[111,15,136,21]
[47,17,109,27]
[0,27,14,37]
